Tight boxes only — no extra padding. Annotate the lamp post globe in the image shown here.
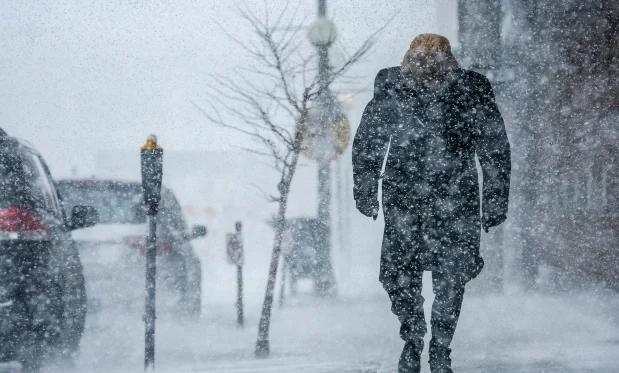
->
[308,17,337,47]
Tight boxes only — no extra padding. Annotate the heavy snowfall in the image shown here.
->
[0,1,617,372]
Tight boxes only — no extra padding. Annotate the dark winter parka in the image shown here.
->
[352,66,510,288]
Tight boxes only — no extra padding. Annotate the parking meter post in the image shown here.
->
[144,216,157,371]
[236,264,244,327]
[140,135,163,371]
[235,222,244,327]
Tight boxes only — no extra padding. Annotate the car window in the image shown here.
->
[58,183,144,224]
[159,190,187,233]
[21,152,59,216]
[37,156,63,215]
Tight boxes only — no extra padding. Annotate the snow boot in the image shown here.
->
[429,345,453,373]
[398,341,423,373]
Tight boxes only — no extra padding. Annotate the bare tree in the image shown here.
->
[195,3,380,358]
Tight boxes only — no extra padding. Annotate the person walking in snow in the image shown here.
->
[352,34,511,373]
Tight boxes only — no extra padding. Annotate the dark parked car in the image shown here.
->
[0,129,98,371]
[56,179,206,317]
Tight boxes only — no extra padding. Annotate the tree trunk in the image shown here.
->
[255,191,290,357]
[255,128,303,358]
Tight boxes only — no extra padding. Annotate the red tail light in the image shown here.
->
[0,207,45,232]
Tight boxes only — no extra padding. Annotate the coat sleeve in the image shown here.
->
[473,75,511,219]
[352,98,391,201]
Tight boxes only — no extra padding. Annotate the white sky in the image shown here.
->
[0,0,457,177]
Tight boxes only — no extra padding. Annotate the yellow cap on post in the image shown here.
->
[142,134,161,150]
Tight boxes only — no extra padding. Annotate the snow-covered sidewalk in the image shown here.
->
[70,284,619,373]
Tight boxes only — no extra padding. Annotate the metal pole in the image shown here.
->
[315,0,335,295]
[317,36,330,228]
[336,153,344,252]
[234,221,244,327]
[144,216,157,370]
[317,160,330,238]
[317,0,330,234]
[236,264,244,327]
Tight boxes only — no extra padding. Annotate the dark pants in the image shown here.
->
[387,270,465,354]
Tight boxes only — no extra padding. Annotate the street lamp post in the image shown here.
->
[308,0,337,295]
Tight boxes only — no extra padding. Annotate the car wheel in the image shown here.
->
[18,276,63,372]
[57,252,87,360]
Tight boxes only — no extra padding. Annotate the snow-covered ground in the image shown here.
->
[2,284,618,373]
[68,281,619,373]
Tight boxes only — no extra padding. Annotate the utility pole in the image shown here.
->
[311,0,337,295]
[316,0,330,263]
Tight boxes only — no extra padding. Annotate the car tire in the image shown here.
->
[18,273,63,372]
[57,251,87,361]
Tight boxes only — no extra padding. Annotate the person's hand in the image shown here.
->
[355,196,379,220]
[482,212,506,233]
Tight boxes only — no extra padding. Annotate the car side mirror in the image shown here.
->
[185,224,207,240]
[69,205,99,230]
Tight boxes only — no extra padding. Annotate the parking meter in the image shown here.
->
[140,134,162,371]
[141,135,163,216]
